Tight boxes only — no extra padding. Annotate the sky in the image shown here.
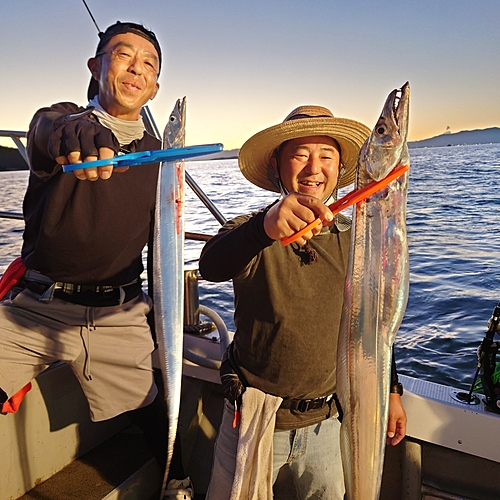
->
[1,0,499,150]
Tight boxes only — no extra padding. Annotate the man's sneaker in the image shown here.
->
[164,476,194,500]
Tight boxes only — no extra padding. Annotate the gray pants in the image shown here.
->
[0,287,157,421]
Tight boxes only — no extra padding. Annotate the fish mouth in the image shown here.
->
[392,82,410,132]
[164,97,186,148]
[393,88,403,126]
[373,82,410,144]
[364,82,410,181]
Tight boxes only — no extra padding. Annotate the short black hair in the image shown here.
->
[87,21,162,100]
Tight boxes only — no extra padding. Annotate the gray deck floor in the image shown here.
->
[18,426,156,500]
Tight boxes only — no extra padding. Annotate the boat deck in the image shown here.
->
[17,427,160,500]
[5,336,500,500]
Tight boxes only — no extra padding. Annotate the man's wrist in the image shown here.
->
[390,382,404,396]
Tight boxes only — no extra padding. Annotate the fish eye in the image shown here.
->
[377,126,386,135]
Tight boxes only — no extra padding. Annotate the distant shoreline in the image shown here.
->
[1,129,499,172]
[0,147,240,172]
[408,127,500,149]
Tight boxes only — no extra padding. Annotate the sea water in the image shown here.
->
[1,143,499,390]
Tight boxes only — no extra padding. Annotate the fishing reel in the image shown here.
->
[487,304,500,335]
[476,302,500,411]
[452,301,500,407]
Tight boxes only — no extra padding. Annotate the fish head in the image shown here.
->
[163,96,186,149]
[359,82,410,183]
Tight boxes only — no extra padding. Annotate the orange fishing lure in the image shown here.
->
[281,164,409,246]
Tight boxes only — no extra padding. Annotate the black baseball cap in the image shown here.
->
[87,21,162,100]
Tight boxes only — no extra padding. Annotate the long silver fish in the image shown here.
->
[336,82,410,499]
[153,97,186,497]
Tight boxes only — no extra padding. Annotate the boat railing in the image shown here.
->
[0,130,28,223]
[0,129,28,164]
[141,106,227,225]
[0,105,232,368]
[0,106,227,227]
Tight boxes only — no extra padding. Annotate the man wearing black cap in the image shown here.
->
[0,21,192,499]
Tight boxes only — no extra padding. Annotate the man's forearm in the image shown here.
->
[199,210,274,282]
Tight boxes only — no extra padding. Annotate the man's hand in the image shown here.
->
[263,193,333,245]
[48,112,126,181]
[386,393,407,446]
[58,147,126,181]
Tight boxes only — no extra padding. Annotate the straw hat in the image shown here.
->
[238,105,371,191]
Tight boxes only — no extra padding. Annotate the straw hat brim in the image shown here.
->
[238,116,371,191]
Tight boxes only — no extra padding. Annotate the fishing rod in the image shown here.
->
[81,0,101,33]
[475,302,500,407]
[140,107,227,226]
[79,0,228,226]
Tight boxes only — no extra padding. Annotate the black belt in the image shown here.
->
[54,283,116,294]
[23,279,142,307]
[52,280,142,306]
[280,394,334,412]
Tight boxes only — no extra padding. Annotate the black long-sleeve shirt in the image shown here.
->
[22,102,160,286]
[200,208,400,429]
[200,209,352,428]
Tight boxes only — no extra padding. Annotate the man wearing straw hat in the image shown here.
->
[199,105,407,499]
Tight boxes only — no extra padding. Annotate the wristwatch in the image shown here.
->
[390,382,404,396]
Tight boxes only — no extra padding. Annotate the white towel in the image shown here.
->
[230,388,283,500]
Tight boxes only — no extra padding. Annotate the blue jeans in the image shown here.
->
[206,399,345,500]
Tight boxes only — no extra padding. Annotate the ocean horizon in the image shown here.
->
[1,143,499,392]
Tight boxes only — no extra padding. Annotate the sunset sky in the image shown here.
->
[1,0,498,150]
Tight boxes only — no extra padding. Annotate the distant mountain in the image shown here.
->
[0,145,239,171]
[0,146,27,171]
[408,127,500,148]
[207,129,500,155]
[1,129,499,171]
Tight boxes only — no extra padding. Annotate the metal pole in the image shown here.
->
[0,130,28,165]
[402,439,422,500]
[0,211,213,241]
[141,105,227,226]
[0,211,23,220]
[185,171,226,225]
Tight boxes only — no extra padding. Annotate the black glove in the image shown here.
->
[220,348,246,403]
[48,108,119,160]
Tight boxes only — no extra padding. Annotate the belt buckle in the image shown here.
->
[298,398,322,412]
[298,397,327,412]
[297,399,311,412]
[55,282,76,295]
